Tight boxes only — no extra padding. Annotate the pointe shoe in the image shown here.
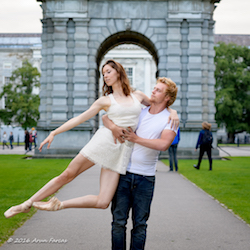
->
[4,199,33,218]
[33,197,64,211]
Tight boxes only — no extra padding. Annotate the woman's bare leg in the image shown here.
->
[4,154,94,218]
[34,168,120,210]
[62,168,120,209]
[30,154,94,202]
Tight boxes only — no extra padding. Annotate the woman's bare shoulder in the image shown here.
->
[96,95,111,111]
[132,90,150,106]
[132,90,143,99]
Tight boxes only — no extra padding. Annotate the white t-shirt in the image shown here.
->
[127,106,178,176]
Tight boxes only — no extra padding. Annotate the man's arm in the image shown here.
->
[124,127,176,151]
[102,112,178,149]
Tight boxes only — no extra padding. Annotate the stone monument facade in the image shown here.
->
[36,0,220,158]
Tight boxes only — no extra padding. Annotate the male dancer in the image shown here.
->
[103,77,178,250]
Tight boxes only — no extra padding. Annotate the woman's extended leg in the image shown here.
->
[34,168,120,210]
[4,154,94,218]
[30,154,94,202]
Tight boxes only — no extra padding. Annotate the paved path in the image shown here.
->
[1,145,250,157]
[0,146,34,156]
[217,146,250,157]
[1,147,250,249]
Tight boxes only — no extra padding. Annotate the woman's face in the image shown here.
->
[102,64,119,87]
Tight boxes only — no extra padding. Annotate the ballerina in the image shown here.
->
[4,59,178,218]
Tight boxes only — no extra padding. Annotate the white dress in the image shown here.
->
[80,93,142,174]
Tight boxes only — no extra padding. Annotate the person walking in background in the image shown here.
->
[24,130,29,153]
[168,127,180,171]
[2,131,9,149]
[194,121,213,171]
[32,127,37,148]
[9,132,14,149]
[29,131,33,151]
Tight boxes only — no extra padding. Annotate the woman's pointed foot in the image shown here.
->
[4,199,33,218]
[33,197,64,211]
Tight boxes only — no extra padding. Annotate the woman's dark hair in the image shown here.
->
[102,59,131,96]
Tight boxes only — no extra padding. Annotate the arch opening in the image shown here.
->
[96,31,159,69]
[96,36,158,128]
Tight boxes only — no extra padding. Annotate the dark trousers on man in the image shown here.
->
[168,144,178,171]
[111,172,155,250]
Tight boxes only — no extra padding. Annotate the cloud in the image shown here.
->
[0,0,249,34]
[214,0,250,34]
[0,0,42,33]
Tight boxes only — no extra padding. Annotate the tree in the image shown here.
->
[0,60,40,129]
[214,42,250,142]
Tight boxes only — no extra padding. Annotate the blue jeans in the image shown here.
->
[168,144,178,171]
[111,172,155,250]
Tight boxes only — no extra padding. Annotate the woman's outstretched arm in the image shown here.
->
[39,96,110,151]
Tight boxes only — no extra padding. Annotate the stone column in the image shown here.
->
[202,19,208,121]
[180,19,189,127]
[165,18,182,116]
[38,18,48,128]
[51,18,68,123]
[208,20,216,123]
[38,18,54,129]
[186,19,203,126]
[73,18,90,118]
[66,19,75,119]
[144,58,151,97]
[73,18,94,132]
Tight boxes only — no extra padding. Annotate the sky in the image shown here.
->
[0,0,249,34]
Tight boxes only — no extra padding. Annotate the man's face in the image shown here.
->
[150,82,170,105]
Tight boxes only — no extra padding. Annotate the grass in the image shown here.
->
[162,157,250,225]
[2,142,25,146]
[0,155,71,246]
[218,143,250,147]
[1,155,250,245]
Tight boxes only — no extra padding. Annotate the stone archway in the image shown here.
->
[96,31,159,67]
[94,31,159,130]
[35,0,220,158]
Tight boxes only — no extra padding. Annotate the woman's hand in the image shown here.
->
[39,132,55,152]
[102,114,126,144]
[111,126,127,144]
[167,109,179,130]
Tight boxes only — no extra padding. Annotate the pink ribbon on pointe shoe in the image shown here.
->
[33,197,64,211]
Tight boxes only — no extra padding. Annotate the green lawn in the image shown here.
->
[162,157,250,225]
[218,144,250,147]
[0,155,71,246]
[1,155,249,246]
